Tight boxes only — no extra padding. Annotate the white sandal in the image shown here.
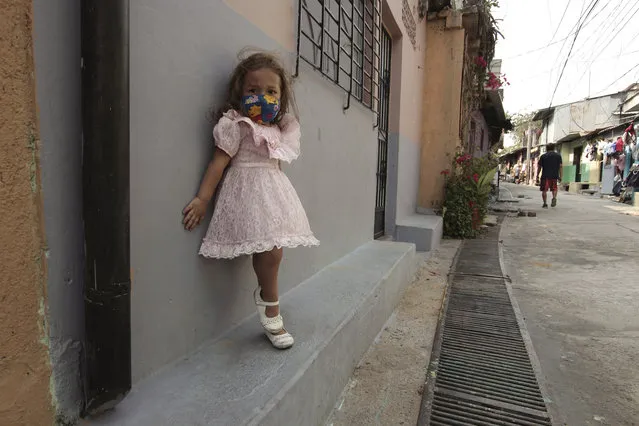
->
[254,287,284,333]
[266,329,294,350]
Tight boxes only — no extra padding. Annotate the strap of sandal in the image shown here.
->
[258,299,279,307]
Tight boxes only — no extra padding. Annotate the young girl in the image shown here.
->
[182,52,319,350]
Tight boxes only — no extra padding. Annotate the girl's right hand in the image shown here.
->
[182,197,207,231]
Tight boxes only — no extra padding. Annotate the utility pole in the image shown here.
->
[526,122,533,185]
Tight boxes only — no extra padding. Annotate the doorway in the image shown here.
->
[573,146,583,183]
[374,28,392,239]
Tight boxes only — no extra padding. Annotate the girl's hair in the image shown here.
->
[218,50,297,124]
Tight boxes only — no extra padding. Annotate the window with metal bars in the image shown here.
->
[297,0,382,112]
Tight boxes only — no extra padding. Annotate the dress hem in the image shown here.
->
[199,235,320,259]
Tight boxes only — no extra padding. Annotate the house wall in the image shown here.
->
[545,95,625,143]
[21,0,431,417]
[469,110,490,157]
[383,0,428,234]
[558,139,602,184]
[540,115,555,146]
[129,0,383,382]
[0,0,54,425]
[418,14,465,210]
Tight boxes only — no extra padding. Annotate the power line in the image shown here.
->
[595,62,639,95]
[571,1,639,95]
[547,0,593,87]
[549,0,572,46]
[569,0,626,61]
[548,0,601,107]
[502,0,603,60]
[556,2,614,67]
[575,0,639,63]
[566,0,634,97]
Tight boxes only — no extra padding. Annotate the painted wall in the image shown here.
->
[0,0,54,424]
[19,0,426,414]
[544,95,625,143]
[130,0,378,382]
[32,0,85,421]
[418,14,465,210]
[469,110,490,157]
[383,0,428,233]
[540,115,555,146]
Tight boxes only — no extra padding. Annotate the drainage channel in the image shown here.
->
[418,223,553,426]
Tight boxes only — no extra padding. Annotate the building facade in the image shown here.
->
[532,89,637,189]
[1,0,505,424]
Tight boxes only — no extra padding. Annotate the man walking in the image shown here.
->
[537,143,563,208]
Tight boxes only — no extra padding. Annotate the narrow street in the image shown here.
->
[500,183,639,425]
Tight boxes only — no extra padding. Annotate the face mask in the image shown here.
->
[241,94,280,124]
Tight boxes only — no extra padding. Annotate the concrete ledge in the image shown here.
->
[395,214,443,252]
[88,241,416,426]
[568,181,599,193]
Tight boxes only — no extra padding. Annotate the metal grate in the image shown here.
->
[420,227,553,426]
[297,0,381,112]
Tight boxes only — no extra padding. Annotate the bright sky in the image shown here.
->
[494,0,639,115]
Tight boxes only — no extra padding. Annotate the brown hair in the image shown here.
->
[218,50,296,124]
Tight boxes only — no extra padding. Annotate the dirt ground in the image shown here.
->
[327,240,460,426]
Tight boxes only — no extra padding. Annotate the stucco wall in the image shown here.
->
[384,0,428,232]
[548,95,625,143]
[0,0,53,424]
[130,0,378,382]
[32,0,85,421]
[469,110,490,157]
[418,17,465,210]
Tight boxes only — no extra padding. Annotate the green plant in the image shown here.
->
[442,153,498,238]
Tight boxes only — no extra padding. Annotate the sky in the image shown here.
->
[493,0,639,115]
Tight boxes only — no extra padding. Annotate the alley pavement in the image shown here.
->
[499,183,639,426]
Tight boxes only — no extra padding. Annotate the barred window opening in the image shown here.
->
[298,0,382,113]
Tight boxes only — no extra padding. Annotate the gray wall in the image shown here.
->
[33,0,85,421]
[387,132,421,236]
[130,0,378,382]
[545,94,625,143]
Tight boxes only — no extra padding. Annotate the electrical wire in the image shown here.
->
[565,0,633,96]
[577,0,639,63]
[595,62,639,95]
[569,0,626,61]
[549,0,572,46]
[568,1,639,97]
[548,0,601,107]
[503,0,605,61]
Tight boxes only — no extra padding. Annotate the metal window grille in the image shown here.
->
[297,0,381,113]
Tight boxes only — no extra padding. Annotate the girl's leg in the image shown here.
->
[253,248,286,334]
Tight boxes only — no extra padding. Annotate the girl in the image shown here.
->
[183,52,319,349]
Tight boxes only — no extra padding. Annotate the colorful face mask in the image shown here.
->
[241,94,280,124]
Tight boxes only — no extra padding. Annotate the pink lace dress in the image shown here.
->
[199,110,320,259]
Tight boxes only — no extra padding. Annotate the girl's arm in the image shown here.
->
[197,148,231,202]
[183,148,231,231]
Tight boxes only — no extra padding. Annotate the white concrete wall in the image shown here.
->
[129,0,378,382]
[383,0,428,230]
[31,0,422,412]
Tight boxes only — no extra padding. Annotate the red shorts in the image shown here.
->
[540,178,558,192]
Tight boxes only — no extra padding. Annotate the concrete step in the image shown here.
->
[88,241,416,426]
[395,214,443,252]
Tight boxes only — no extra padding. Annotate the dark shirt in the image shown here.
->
[539,151,562,179]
